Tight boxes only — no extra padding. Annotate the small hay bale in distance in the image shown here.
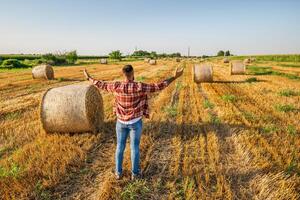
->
[243,58,251,64]
[100,58,107,64]
[230,60,246,75]
[32,64,54,80]
[193,64,213,83]
[144,58,150,63]
[149,59,156,65]
[40,84,103,133]
[223,57,230,63]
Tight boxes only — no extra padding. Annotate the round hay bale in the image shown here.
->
[223,57,230,63]
[144,58,150,63]
[149,59,156,65]
[100,58,107,64]
[244,58,251,64]
[40,85,103,133]
[230,60,246,75]
[193,64,213,83]
[32,64,54,80]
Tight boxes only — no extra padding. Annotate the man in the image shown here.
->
[83,64,183,180]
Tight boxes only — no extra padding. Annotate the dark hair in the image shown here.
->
[122,65,133,74]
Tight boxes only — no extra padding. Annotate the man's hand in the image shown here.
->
[83,68,91,80]
[174,67,184,78]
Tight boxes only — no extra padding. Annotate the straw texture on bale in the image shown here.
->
[193,64,213,83]
[230,60,246,75]
[40,85,103,133]
[32,64,54,80]
[100,58,107,64]
[149,59,156,65]
[223,58,230,63]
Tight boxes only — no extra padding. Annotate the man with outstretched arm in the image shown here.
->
[84,64,183,180]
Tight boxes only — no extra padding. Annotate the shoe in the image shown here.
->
[131,172,142,181]
[115,172,122,180]
[111,168,122,180]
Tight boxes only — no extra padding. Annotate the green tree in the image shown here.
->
[41,53,67,65]
[150,51,157,59]
[169,52,181,57]
[109,50,122,60]
[158,53,167,58]
[225,50,231,56]
[132,50,150,57]
[65,50,78,64]
[217,50,225,56]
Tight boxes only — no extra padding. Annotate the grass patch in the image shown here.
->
[34,181,51,200]
[209,114,221,125]
[247,66,273,75]
[245,77,258,83]
[279,63,300,68]
[121,180,151,200]
[242,111,257,122]
[175,82,183,90]
[278,89,299,97]
[4,111,22,120]
[0,162,22,178]
[135,76,146,82]
[285,159,300,175]
[275,104,296,112]
[247,65,300,80]
[203,99,214,109]
[261,124,278,134]
[221,94,237,103]
[164,105,177,117]
[287,125,297,136]
[272,71,300,80]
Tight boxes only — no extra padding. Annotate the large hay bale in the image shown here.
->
[149,59,156,65]
[144,58,150,63]
[40,85,103,133]
[193,64,213,83]
[32,64,54,80]
[223,57,230,63]
[100,58,107,64]
[230,60,246,75]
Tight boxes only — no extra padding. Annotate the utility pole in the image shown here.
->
[188,46,190,57]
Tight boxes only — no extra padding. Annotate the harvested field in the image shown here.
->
[0,59,300,200]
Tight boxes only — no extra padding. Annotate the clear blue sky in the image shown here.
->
[1,0,299,56]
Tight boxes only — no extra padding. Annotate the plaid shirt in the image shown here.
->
[89,78,170,121]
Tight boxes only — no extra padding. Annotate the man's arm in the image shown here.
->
[141,67,184,93]
[83,69,116,92]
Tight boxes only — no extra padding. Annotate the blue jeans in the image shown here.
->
[115,119,143,175]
